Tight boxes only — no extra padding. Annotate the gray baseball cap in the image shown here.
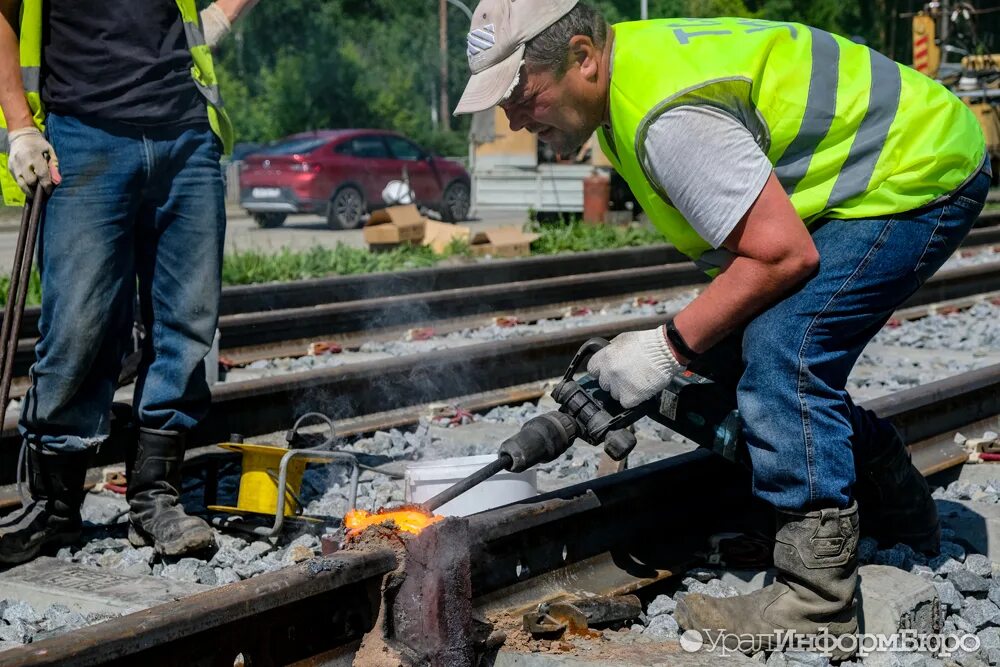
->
[454,0,579,115]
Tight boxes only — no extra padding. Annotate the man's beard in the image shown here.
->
[541,127,589,154]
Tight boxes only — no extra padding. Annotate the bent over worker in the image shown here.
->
[0,0,256,563]
[456,0,987,656]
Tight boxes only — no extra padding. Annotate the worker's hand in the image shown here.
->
[587,327,684,409]
[200,3,231,48]
[7,127,60,197]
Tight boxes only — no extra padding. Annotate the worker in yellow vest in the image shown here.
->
[0,0,255,564]
[456,0,987,657]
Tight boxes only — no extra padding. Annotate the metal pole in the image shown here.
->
[941,0,950,45]
[440,0,451,131]
[641,0,648,19]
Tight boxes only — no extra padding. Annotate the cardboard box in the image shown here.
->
[422,220,471,254]
[363,205,426,247]
[469,227,540,258]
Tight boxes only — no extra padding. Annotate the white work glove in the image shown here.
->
[200,3,232,49]
[7,127,59,197]
[587,326,685,409]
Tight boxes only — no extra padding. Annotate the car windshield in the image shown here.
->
[261,137,329,156]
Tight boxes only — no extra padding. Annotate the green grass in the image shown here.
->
[0,270,42,309]
[528,219,664,255]
[220,243,444,284]
[0,220,667,306]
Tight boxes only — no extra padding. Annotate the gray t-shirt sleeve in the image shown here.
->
[642,105,773,249]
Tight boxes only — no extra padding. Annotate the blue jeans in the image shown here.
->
[737,168,990,511]
[19,114,225,453]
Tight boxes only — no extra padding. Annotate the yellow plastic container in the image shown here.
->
[214,443,305,517]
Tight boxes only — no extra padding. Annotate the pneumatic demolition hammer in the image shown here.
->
[421,337,746,513]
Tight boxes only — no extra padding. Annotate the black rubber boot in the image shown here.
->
[0,445,90,565]
[126,427,215,556]
[854,421,940,556]
[676,502,860,661]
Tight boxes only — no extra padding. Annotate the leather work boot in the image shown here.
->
[127,427,216,556]
[854,423,940,556]
[0,446,90,565]
[676,502,860,661]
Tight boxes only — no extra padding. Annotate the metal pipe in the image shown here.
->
[267,449,361,537]
[641,0,648,19]
[0,186,43,440]
[422,453,512,512]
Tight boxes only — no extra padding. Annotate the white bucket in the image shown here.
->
[404,454,537,517]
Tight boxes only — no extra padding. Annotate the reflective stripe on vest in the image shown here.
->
[0,0,234,206]
[604,18,985,270]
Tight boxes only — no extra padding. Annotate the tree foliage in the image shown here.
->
[213,0,999,150]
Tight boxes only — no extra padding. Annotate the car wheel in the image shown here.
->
[252,213,287,228]
[439,181,471,222]
[327,186,366,230]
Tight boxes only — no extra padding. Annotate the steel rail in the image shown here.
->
[2,367,996,666]
[6,226,1000,374]
[3,260,1000,478]
[220,257,1000,348]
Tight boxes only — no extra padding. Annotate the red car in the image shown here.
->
[239,129,471,229]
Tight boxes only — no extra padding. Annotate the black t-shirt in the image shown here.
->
[41,0,208,127]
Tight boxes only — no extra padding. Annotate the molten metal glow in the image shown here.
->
[344,506,443,536]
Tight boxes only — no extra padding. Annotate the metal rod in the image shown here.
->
[421,453,512,513]
[269,449,361,537]
[0,185,43,437]
[439,0,450,131]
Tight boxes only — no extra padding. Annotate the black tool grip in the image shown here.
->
[559,338,609,382]
[603,429,637,461]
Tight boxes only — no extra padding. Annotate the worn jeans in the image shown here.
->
[18,113,225,453]
[736,168,990,511]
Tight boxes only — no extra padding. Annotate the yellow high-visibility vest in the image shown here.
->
[599,18,985,274]
[0,0,234,206]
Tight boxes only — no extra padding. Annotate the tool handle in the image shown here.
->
[0,184,45,435]
[559,338,609,382]
[553,339,641,460]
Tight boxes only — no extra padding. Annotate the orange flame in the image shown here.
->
[344,506,444,537]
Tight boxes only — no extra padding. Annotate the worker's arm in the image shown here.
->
[200,0,259,48]
[587,107,817,408]
[0,0,59,195]
[0,0,31,131]
[670,172,819,359]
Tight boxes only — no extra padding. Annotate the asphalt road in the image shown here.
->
[0,205,531,273]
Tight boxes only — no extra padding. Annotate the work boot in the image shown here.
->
[676,502,860,661]
[854,423,940,556]
[127,427,215,556]
[0,445,90,565]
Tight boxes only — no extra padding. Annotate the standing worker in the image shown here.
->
[455,0,987,656]
[0,0,257,563]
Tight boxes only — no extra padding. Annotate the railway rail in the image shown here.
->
[5,224,1000,377]
[2,258,1000,481]
[0,362,996,666]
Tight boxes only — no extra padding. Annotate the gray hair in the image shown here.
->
[523,3,608,78]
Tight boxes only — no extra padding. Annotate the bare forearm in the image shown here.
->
[0,3,31,131]
[672,255,814,358]
[213,0,258,24]
[668,172,819,361]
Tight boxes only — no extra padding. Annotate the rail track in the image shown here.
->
[0,362,996,666]
[6,224,1000,378]
[2,253,1000,481]
[0,238,998,663]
